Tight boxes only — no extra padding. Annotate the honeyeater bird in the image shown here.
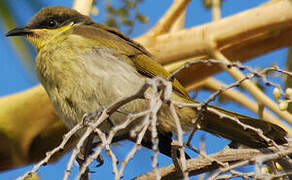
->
[6,6,287,158]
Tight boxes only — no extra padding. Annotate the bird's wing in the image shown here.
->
[72,23,193,102]
[71,23,288,146]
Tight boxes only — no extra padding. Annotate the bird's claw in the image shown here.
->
[95,154,104,167]
[82,106,107,126]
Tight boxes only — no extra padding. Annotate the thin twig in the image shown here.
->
[17,123,83,180]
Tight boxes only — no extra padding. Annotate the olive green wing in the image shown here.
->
[131,53,194,102]
[71,23,288,147]
[72,23,193,102]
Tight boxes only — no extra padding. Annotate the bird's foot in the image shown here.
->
[76,153,104,169]
[95,154,104,167]
[82,106,110,126]
[76,137,105,177]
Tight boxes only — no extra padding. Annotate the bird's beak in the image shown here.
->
[6,26,32,37]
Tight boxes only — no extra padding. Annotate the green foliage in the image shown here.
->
[104,0,148,34]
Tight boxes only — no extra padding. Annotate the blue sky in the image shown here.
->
[0,0,288,179]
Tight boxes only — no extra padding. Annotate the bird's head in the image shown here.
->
[6,6,93,51]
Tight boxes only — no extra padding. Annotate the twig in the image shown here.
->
[139,0,190,38]
[134,143,292,180]
[17,123,83,180]
[76,77,169,180]
[169,59,292,134]
[202,78,283,125]
[169,103,189,179]
[212,50,292,128]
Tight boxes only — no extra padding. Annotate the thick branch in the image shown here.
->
[134,144,292,180]
[0,86,75,171]
[136,0,292,86]
[1,0,292,172]
[73,0,93,16]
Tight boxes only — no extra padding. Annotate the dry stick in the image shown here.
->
[207,159,253,180]
[158,74,190,178]
[147,80,163,180]
[214,172,254,180]
[176,99,283,178]
[198,136,239,179]
[171,65,232,176]
[140,0,190,38]
[232,63,288,98]
[101,111,150,179]
[106,145,119,178]
[197,136,206,180]
[216,63,292,102]
[186,90,278,174]
[63,111,109,180]
[16,123,83,180]
[103,136,120,179]
[211,103,279,148]
[265,161,279,179]
[64,83,151,180]
[167,7,190,178]
[267,172,292,180]
[213,50,292,127]
[169,102,189,179]
[254,149,292,179]
[203,78,282,125]
[177,94,292,179]
[118,77,183,179]
[134,143,292,180]
[186,143,228,169]
[118,121,150,179]
[76,112,148,180]
[209,144,292,179]
[87,127,120,179]
[169,59,292,134]
[118,120,150,179]
[170,59,284,147]
[170,141,184,175]
[77,78,167,180]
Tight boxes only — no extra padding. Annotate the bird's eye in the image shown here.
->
[47,19,57,28]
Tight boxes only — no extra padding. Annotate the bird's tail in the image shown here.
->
[198,105,287,148]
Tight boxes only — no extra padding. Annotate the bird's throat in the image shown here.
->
[26,23,74,51]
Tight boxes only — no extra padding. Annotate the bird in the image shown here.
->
[6,6,287,159]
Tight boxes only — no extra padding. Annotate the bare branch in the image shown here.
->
[202,78,282,124]
[135,143,292,180]
[139,0,190,37]
[212,51,292,131]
